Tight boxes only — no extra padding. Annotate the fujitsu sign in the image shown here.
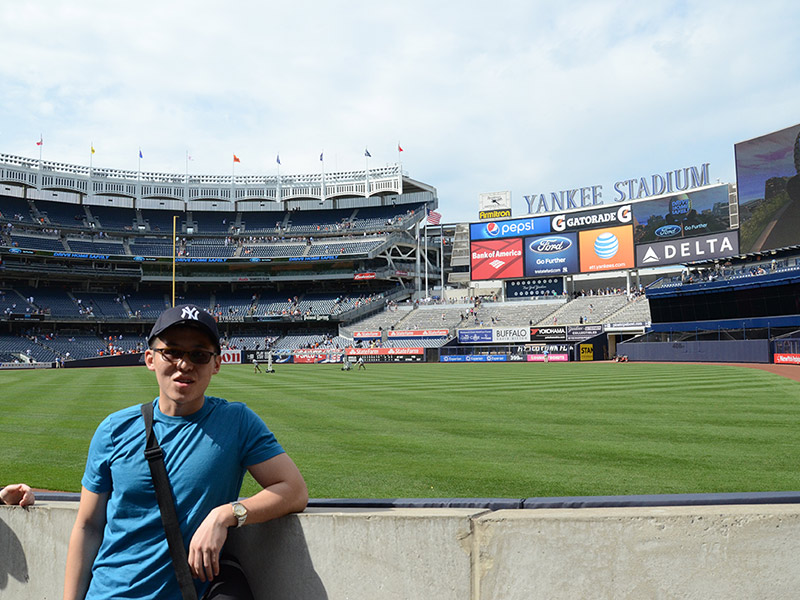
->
[524,163,711,215]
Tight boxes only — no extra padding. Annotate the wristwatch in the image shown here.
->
[231,501,247,527]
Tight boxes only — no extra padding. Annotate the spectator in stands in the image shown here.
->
[64,304,307,600]
[0,483,35,506]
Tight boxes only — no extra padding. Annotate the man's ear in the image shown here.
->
[211,354,222,375]
[144,349,156,371]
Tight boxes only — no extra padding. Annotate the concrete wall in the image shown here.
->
[3,502,800,599]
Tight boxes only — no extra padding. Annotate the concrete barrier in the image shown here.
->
[2,502,800,599]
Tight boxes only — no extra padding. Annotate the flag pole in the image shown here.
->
[364,148,370,198]
[440,223,444,293]
[172,215,177,307]
[276,154,281,203]
[320,151,326,204]
[397,142,402,175]
[424,217,429,299]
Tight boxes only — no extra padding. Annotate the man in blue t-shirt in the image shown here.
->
[64,304,308,600]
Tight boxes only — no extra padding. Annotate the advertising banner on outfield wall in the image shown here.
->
[440,354,509,362]
[774,354,800,365]
[457,327,530,343]
[221,350,241,364]
[353,331,382,339]
[458,329,494,343]
[530,326,567,341]
[526,353,569,362]
[346,347,425,362]
[635,230,739,267]
[294,350,342,364]
[387,329,448,338]
[566,324,605,341]
[494,328,531,343]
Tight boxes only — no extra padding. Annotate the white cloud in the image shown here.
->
[1,0,799,222]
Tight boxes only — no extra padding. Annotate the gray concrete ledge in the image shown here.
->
[3,502,800,599]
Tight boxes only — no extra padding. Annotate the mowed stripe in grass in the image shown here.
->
[2,362,799,498]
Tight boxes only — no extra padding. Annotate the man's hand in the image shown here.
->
[0,483,35,506]
[187,504,235,582]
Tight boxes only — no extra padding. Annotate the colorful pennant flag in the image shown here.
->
[233,154,241,163]
[36,136,43,147]
[364,148,371,158]
[427,209,442,225]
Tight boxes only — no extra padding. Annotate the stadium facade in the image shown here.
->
[3,121,800,366]
[0,153,445,364]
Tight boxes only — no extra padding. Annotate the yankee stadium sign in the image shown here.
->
[524,163,711,215]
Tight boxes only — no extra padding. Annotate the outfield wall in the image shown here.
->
[3,502,800,599]
[619,339,771,362]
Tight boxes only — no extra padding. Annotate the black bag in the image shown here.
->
[141,402,198,600]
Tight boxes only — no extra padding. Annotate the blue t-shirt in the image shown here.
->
[81,396,284,600]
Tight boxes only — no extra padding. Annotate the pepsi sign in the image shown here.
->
[470,216,549,241]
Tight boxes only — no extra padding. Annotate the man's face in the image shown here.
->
[144,325,221,416]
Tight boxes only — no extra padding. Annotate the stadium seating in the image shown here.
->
[35,200,87,227]
[87,204,138,231]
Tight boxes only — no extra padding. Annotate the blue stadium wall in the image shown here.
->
[620,272,800,363]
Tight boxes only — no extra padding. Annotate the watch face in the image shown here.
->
[233,503,246,517]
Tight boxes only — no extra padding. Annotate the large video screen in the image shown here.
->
[470,188,738,281]
[735,122,800,254]
[632,185,731,244]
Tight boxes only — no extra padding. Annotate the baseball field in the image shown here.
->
[2,361,799,499]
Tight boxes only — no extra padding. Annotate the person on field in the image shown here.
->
[0,483,35,506]
[252,357,262,373]
[64,304,308,600]
[356,356,366,370]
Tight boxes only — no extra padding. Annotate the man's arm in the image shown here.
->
[63,487,108,600]
[188,453,308,582]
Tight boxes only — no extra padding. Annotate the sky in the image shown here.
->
[1,0,799,224]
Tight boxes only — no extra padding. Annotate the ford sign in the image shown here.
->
[655,224,682,238]
[529,236,572,254]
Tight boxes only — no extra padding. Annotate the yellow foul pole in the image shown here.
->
[172,215,177,307]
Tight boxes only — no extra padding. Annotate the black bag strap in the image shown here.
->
[141,402,199,600]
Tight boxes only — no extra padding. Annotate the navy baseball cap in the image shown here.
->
[148,304,221,353]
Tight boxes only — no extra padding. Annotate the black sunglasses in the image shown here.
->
[153,347,218,365]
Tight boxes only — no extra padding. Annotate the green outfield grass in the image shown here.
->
[2,362,800,499]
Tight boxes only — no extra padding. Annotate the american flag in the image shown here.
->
[426,209,442,225]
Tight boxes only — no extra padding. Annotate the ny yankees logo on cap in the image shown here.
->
[148,304,221,352]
